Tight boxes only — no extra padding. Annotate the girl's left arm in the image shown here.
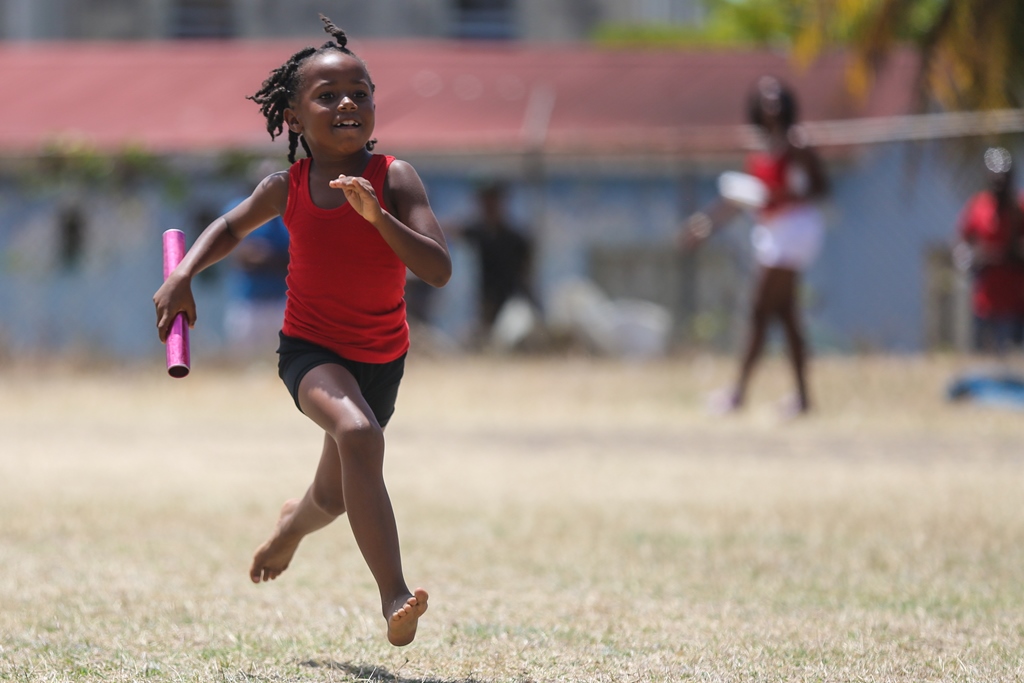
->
[793,146,830,200]
[330,161,452,287]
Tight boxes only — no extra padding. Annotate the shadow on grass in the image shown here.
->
[300,659,482,683]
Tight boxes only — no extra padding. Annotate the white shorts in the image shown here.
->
[751,204,825,270]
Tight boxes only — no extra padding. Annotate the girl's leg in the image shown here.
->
[775,268,811,412]
[731,267,776,407]
[249,432,345,583]
[296,363,427,647]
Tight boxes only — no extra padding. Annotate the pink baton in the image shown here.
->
[162,229,191,378]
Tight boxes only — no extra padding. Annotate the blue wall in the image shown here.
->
[0,141,1002,360]
[809,143,973,351]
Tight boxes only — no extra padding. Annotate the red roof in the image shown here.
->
[0,40,919,157]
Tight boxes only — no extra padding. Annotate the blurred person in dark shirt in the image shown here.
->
[457,181,535,341]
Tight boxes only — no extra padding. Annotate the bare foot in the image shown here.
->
[386,588,428,647]
[249,499,303,583]
[707,389,742,416]
[777,393,811,422]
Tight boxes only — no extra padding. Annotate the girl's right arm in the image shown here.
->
[153,172,289,342]
[679,198,743,251]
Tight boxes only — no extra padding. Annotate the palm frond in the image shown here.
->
[707,0,1024,114]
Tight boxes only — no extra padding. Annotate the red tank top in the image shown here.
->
[958,191,1024,317]
[281,154,409,363]
[746,151,794,217]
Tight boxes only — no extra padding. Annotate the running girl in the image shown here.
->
[153,15,451,646]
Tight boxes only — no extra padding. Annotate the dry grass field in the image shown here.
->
[1,353,1023,682]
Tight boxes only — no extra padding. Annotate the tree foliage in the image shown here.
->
[592,1,1022,112]
[701,0,1024,111]
[797,0,1024,111]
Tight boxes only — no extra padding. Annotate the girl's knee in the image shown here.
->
[334,420,385,461]
[749,305,772,327]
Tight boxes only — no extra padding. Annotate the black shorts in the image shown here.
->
[276,332,406,428]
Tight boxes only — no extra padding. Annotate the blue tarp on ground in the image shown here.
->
[947,370,1024,409]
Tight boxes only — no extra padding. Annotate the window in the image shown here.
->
[171,0,234,38]
[66,0,146,39]
[453,0,516,40]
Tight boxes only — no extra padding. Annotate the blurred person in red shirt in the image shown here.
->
[682,76,829,416]
[955,147,1024,353]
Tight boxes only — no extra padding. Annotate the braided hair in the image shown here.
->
[248,14,376,163]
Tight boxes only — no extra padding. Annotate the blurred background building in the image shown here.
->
[0,0,704,41]
[0,0,1021,361]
